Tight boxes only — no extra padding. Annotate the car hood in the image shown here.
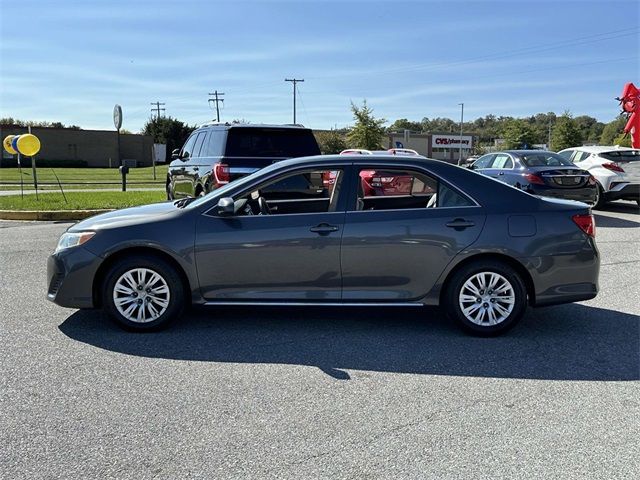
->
[69,201,181,232]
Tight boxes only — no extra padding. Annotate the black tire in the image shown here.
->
[102,254,185,332]
[166,178,174,201]
[593,183,606,209]
[444,260,528,336]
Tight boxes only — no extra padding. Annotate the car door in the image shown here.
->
[340,164,486,301]
[185,131,209,196]
[194,167,347,301]
[492,153,515,184]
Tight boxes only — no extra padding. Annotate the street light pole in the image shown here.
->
[458,103,464,165]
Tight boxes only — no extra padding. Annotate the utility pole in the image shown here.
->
[150,101,165,119]
[208,91,225,122]
[285,78,304,124]
[548,124,553,149]
[458,102,464,165]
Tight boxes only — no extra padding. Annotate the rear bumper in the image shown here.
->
[604,183,640,202]
[526,238,600,307]
[47,247,101,309]
[526,184,598,204]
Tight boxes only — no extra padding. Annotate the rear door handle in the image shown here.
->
[310,223,339,234]
[446,219,475,229]
[498,172,505,176]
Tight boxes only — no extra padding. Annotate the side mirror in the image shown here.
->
[217,197,235,216]
[171,149,181,160]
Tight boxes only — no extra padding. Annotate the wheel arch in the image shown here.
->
[439,252,536,306]
[92,246,192,308]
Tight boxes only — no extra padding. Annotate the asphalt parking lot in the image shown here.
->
[1,202,639,479]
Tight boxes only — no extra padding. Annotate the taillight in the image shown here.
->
[213,163,230,184]
[572,213,595,237]
[602,162,625,173]
[524,173,545,185]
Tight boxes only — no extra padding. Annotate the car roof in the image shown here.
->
[499,150,556,155]
[563,145,639,153]
[196,122,310,131]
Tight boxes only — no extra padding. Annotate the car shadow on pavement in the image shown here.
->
[59,303,639,382]
[593,214,640,228]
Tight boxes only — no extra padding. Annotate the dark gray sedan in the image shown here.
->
[47,155,599,336]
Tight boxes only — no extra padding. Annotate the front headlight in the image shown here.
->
[55,232,96,253]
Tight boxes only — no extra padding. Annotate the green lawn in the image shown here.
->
[0,190,167,211]
[0,165,168,189]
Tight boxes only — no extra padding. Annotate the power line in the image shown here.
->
[285,78,304,124]
[150,101,165,119]
[208,91,225,122]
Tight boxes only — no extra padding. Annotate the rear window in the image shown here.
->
[225,128,320,158]
[519,152,574,167]
[600,150,640,162]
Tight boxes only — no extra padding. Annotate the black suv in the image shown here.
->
[167,123,321,199]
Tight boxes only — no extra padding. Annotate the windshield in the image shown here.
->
[519,152,574,167]
[600,150,640,162]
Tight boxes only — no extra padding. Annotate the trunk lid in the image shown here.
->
[528,166,591,188]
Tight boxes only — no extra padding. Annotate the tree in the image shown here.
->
[501,119,537,149]
[388,118,422,132]
[600,116,628,145]
[142,116,196,162]
[613,133,632,147]
[550,112,582,151]
[347,100,387,150]
[315,129,347,154]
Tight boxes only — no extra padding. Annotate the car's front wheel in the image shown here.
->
[102,255,185,331]
[444,260,527,336]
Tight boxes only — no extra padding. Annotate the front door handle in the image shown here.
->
[498,172,505,175]
[446,219,475,230]
[193,167,199,171]
[310,223,339,234]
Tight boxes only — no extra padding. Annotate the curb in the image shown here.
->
[0,209,114,221]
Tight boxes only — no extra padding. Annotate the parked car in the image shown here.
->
[166,123,321,199]
[48,154,599,336]
[470,150,598,205]
[558,146,640,207]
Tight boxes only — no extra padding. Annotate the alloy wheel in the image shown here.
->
[112,268,171,323]
[458,271,515,326]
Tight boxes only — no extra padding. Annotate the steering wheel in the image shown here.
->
[258,196,271,215]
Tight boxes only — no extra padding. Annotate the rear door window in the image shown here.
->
[354,167,474,211]
[225,128,320,157]
[192,132,207,158]
[492,154,513,169]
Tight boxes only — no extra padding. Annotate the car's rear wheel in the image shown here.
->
[444,260,527,336]
[103,255,184,331]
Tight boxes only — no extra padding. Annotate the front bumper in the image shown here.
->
[47,247,102,308]
[604,183,640,202]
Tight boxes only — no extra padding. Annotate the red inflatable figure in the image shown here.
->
[617,82,640,148]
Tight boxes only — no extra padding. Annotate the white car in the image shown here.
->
[558,146,640,207]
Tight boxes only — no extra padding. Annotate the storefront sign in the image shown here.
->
[432,135,473,149]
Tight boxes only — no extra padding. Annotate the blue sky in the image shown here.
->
[1,0,638,132]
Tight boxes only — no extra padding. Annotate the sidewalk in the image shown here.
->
[0,187,164,196]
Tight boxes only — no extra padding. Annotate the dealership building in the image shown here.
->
[385,132,474,163]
